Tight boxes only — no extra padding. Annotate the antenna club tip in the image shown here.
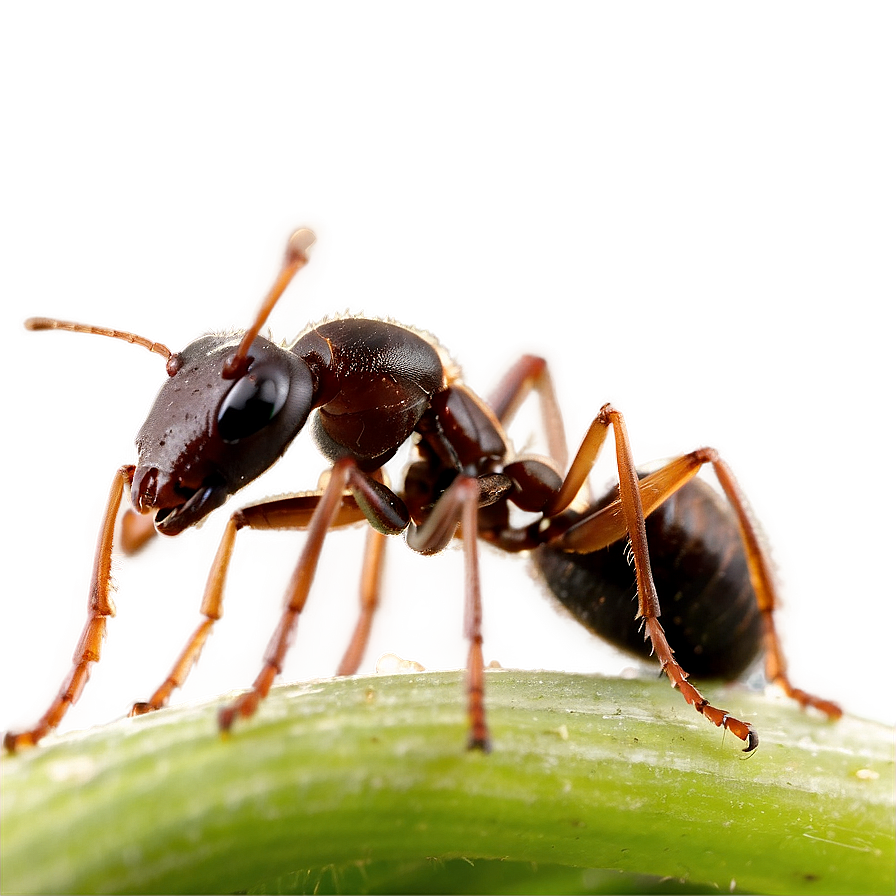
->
[286,228,316,263]
[24,317,51,331]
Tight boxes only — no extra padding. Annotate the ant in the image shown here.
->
[4,229,841,754]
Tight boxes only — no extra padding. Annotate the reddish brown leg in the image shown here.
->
[707,454,841,719]
[537,406,757,749]
[4,465,134,752]
[551,444,843,719]
[407,475,491,751]
[551,430,842,749]
[130,485,375,717]
[218,458,401,731]
[335,468,392,677]
[545,451,705,551]
[336,527,388,676]
[488,354,569,471]
[129,512,241,716]
[120,508,157,555]
[460,482,489,751]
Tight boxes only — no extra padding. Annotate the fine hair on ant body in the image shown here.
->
[5,228,842,754]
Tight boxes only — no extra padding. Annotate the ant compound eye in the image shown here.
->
[217,367,289,443]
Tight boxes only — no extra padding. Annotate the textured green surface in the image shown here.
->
[2,671,893,895]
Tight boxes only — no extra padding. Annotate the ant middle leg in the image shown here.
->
[334,467,393,677]
[218,458,409,731]
[336,527,388,677]
[488,354,569,470]
[406,474,499,751]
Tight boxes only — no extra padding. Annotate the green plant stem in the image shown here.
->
[2,671,893,895]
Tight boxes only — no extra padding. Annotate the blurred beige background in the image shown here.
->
[1,3,892,739]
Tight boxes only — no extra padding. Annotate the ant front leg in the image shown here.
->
[546,406,761,751]
[406,474,498,752]
[5,465,134,752]
[557,447,842,721]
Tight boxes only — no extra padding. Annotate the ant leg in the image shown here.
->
[336,527,387,676]
[543,451,706,551]
[704,451,841,719]
[546,406,759,751]
[547,435,841,739]
[130,481,391,716]
[120,509,157,554]
[406,476,491,751]
[219,458,408,732]
[5,465,134,752]
[488,354,568,471]
[290,471,402,681]
[129,511,243,716]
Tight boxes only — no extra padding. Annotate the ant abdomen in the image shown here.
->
[534,476,764,680]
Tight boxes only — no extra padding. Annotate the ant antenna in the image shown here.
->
[222,228,316,379]
[25,317,173,362]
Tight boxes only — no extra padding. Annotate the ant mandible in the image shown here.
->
[4,229,841,753]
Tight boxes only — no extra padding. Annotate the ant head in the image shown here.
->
[132,333,314,534]
[26,228,319,535]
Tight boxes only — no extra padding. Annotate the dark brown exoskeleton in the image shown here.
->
[5,229,841,753]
